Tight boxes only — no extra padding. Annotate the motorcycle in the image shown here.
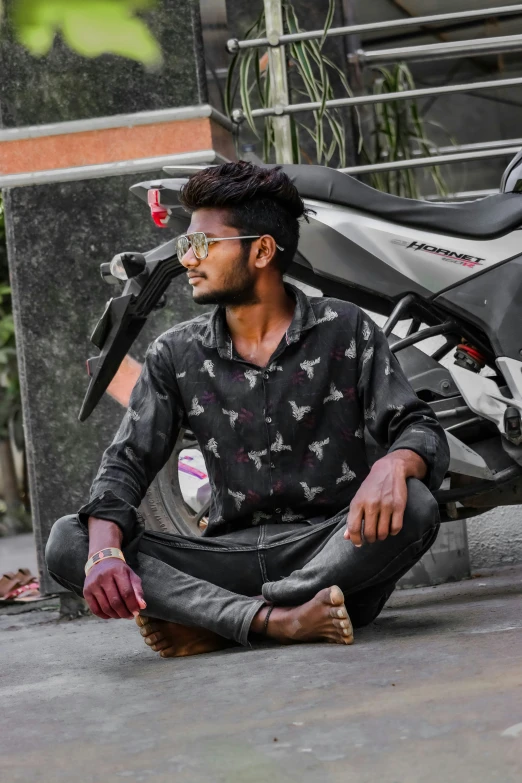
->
[79,152,522,536]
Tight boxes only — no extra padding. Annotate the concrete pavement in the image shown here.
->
[2,563,522,782]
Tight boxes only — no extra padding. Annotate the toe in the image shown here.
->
[135,615,150,628]
[329,585,345,606]
[159,647,176,658]
[332,614,354,644]
[139,623,160,637]
[151,639,170,652]
[146,631,164,645]
[330,605,348,619]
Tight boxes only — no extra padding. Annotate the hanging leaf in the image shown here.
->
[239,47,259,135]
[319,0,335,50]
[225,10,265,118]
[361,63,448,198]
[10,0,162,67]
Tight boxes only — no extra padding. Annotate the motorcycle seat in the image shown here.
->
[277,164,522,240]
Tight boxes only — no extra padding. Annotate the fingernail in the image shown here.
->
[133,611,139,617]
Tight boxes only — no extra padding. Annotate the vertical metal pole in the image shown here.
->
[264,0,294,163]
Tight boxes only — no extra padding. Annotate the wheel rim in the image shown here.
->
[150,428,207,536]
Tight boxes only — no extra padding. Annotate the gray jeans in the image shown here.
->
[45,478,439,646]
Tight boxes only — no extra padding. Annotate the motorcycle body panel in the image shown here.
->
[300,199,522,297]
[435,255,522,360]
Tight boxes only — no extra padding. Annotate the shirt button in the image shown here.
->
[270,463,275,469]
[265,416,272,423]
[275,508,281,513]
[263,372,269,380]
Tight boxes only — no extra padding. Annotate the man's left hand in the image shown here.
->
[344,450,426,546]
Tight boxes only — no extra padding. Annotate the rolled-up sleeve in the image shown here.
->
[356,312,450,491]
[77,336,184,547]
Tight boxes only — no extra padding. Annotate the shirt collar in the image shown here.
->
[202,282,318,357]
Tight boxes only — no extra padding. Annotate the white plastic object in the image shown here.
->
[178,448,211,513]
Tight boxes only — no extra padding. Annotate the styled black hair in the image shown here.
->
[178,161,308,273]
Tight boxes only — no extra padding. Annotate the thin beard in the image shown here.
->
[194,285,259,307]
[192,244,257,306]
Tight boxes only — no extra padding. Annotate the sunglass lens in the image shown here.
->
[177,236,189,259]
[192,232,208,260]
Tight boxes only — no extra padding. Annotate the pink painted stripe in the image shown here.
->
[178,462,207,480]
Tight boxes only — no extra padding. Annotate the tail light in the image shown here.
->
[147,189,170,228]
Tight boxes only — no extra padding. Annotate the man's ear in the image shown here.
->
[254,235,277,269]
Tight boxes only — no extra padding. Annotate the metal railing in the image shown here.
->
[226,4,522,52]
[340,146,521,175]
[351,33,522,66]
[228,1,522,169]
[232,76,522,122]
[416,138,522,156]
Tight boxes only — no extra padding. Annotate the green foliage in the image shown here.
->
[226,0,350,167]
[1,0,162,67]
[226,0,448,198]
[0,199,21,442]
[361,64,447,199]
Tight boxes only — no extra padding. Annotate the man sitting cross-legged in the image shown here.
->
[45,161,449,657]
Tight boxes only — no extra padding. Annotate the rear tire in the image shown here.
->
[138,429,205,537]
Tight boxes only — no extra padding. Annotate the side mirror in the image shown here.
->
[109,252,148,281]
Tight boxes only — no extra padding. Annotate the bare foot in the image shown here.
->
[253,586,354,645]
[135,615,233,658]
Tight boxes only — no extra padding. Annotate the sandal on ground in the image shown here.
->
[0,572,19,598]
[1,581,42,602]
[0,571,31,598]
[0,569,39,601]
[15,568,35,585]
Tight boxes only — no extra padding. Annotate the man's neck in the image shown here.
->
[225,282,296,367]
[225,282,295,344]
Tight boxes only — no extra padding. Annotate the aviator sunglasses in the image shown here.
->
[176,231,285,261]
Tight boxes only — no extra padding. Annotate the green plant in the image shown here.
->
[0,286,19,444]
[226,0,350,167]
[0,198,28,534]
[361,64,447,198]
[0,0,162,67]
[0,198,18,444]
[225,0,448,198]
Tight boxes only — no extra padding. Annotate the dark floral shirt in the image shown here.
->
[78,284,449,545]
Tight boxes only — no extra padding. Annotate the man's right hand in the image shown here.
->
[83,558,147,620]
[86,516,146,619]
